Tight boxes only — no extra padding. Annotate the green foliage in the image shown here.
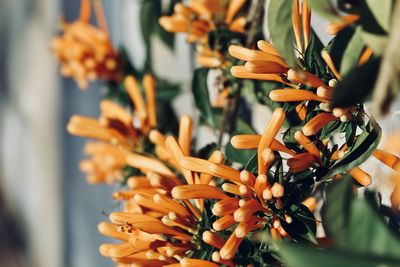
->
[323,119,381,180]
[278,177,400,267]
[340,27,365,75]
[266,0,297,66]
[308,0,341,22]
[332,57,381,107]
[192,68,220,128]
[140,0,178,70]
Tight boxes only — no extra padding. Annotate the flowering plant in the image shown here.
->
[53,0,400,266]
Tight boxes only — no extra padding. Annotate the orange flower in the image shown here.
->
[98,116,233,266]
[67,75,157,145]
[326,14,360,35]
[79,142,127,184]
[51,0,119,89]
[160,1,248,44]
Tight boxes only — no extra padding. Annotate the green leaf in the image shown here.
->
[155,24,175,50]
[197,143,218,159]
[324,119,381,179]
[365,0,392,32]
[361,30,388,55]
[346,199,400,258]
[140,0,160,45]
[340,27,365,75]
[192,68,218,128]
[327,27,355,73]
[308,0,341,22]
[245,153,258,174]
[266,0,297,66]
[322,177,400,260]
[225,142,256,166]
[254,80,282,109]
[278,242,400,267]
[332,57,382,107]
[156,80,181,102]
[322,176,354,242]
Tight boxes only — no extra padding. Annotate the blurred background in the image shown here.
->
[0,0,398,267]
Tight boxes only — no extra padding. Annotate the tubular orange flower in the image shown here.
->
[257,108,286,175]
[230,66,287,83]
[229,45,288,67]
[294,131,321,161]
[302,0,311,49]
[257,40,280,57]
[245,61,288,74]
[269,89,329,102]
[287,69,325,88]
[373,149,400,172]
[321,50,342,79]
[359,47,373,65]
[296,102,307,121]
[292,0,302,53]
[143,75,157,128]
[230,134,296,156]
[219,232,244,260]
[287,153,318,172]
[348,167,372,186]
[172,184,230,200]
[302,113,337,136]
[326,14,360,35]
[180,258,219,267]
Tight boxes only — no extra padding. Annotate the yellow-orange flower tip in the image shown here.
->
[98,243,112,257]
[213,215,236,231]
[332,107,350,117]
[202,230,225,249]
[233,199,261,222]
[329,79,338,87]
[171,184,229,200]
[287,68,324,88]
[301,113,337,136]
[219,233,244,260]
[349,167,372,186]
[262,187,273,200]
[257,40,280,57]
[240,170,256,187]
[316,85,332,99]
[149,130,165,146]
[326,14,360,35]
[271,182,284,198]
[180,258,219,267]
[302,197,317,212]
[284,214,293,224]
[340,114,353,122]
[211,251,235,266]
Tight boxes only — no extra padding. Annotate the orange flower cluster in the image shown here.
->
[67,74,157,183]
[227,0,376,187]
[51,0,119,89]
[160,0,247,44]
[171,109,317,259]
[97,116,229,266]
[159,0,248,69]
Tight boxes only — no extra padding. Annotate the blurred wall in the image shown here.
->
[0,0,62,267]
